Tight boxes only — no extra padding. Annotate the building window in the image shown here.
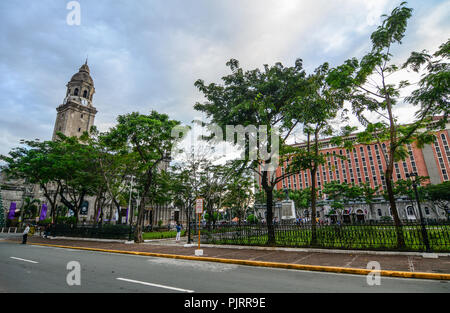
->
[407,206,415,216]
[83,90,88,98]
[377,209,382,217]
[74,88,79,96]
[78,128,81,132]
[424,207,430,215]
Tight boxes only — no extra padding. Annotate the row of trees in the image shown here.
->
[0,115,254,241]
[193,2,448,247]
[0,186,5,227]
[0,2,447,249]
[258,179,449,221]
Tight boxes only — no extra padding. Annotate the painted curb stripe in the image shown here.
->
[24,242,450,281]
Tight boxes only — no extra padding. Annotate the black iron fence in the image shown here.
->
[191,221,450,252]
[50,224,133,240]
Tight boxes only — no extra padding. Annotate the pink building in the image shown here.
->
[257,117,450,198]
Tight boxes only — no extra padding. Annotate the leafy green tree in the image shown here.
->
[323,182,350,213]
[423,181,450,219]
[322,182,365,221]
[194,59,307,244]
[222,165,254,226]
[287,62,352,243]
[288,188,311,215]
[359,183,379,220]
[22,198,41,219]
[84,127,140,225]
[147,169,174,224]
[326,2,446,247]
[1,140,62,223]
[104,111,181,243]
[199,163,231,230]
[52,134,102,225]
[247,214,258,224]
[403,39,449,124]
[386,176,428,201]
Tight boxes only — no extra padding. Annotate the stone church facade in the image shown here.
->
[1,62,186,227]
[52,61,97,141]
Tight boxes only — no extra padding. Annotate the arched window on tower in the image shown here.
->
[74,88,79,96]
[83,90,88,98]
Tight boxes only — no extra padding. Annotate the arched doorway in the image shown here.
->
[406,206,416,220]
[343,210,351,224]
[356,209,365,222]
[174,209,180,224]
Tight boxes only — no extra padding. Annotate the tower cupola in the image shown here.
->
[65,60,95,106]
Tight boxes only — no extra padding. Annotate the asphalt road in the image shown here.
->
[0,237,449,293]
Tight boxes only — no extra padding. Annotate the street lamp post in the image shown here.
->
[128,175,134,241]
[406,173,431,253]
[128,175,134,225]
[187,203,192,244]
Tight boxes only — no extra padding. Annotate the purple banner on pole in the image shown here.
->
[126,207,129,223]
[39,204,48,221]
[97,208,101,221]
[8,203,16,220]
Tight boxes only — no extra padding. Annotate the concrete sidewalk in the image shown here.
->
[5,235,450,279]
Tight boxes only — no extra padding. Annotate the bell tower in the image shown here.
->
[52,60,98,141]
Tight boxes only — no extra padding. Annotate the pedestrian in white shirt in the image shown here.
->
[22,224,30,244]
[175,223,182,242]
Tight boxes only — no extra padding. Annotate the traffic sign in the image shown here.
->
[195,198,204,214]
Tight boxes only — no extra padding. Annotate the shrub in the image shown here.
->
[247,214,258,224]
[143,230,186,240]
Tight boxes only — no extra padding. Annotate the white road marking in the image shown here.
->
[147,257,238,272]
[407,256,415,272]
[344,255,359,268]
[116,277,195,293]
[10,257,39,264]
[293,254,313,264]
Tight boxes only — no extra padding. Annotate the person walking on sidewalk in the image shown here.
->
[22,224,30,244]
[175,223,182,242]
[44,223,52,239]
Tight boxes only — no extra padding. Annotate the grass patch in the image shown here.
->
[143,230,186,240]
[198,225,450,252]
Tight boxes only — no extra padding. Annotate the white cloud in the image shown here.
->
[0,0,449,157]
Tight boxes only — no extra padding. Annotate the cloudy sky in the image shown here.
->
[0,0,449,156]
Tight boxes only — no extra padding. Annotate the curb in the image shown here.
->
[145,242,450,258]
[27,242,450,281]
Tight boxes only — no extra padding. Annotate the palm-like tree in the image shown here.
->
[22,197,41,219]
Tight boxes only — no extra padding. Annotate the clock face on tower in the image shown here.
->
[81,99,87,106]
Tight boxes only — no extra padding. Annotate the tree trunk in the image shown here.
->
[310,166,318,246]
[134,197,146,243]
[369,202,374,220]
[385,167,405,248]
[134,171,152,243]
[263,171,275,245]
